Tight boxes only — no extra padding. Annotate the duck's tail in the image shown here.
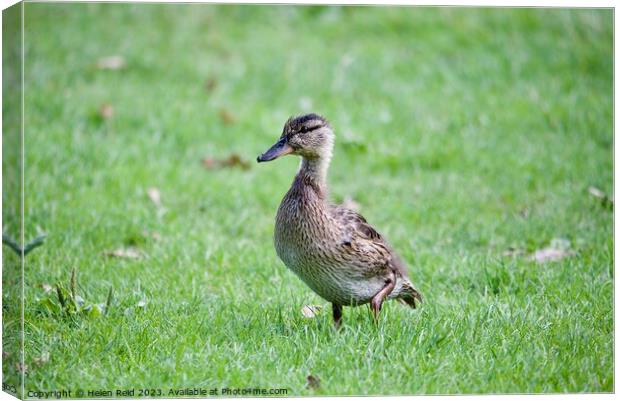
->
[397,282,423,309]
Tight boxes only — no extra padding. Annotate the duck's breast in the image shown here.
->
[275,212,385,304]
[273,181,390,305]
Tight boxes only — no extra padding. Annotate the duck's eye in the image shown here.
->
[299,125,320,134]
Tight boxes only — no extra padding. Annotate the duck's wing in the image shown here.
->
[329,205,408,277]
[330,205,423,307]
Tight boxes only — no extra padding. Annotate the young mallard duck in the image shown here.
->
[257,113,422,327]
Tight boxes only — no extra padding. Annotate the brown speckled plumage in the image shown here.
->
[258,113,422,326]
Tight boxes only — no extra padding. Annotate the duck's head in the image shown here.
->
[257,113,334,163]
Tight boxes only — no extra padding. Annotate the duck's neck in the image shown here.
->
[295,156,330,197]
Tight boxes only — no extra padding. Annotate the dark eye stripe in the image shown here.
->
[299,125,321,134]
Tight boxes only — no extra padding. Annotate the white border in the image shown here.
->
[0,2,615,401]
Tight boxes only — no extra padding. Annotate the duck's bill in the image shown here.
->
[257,139,294,162]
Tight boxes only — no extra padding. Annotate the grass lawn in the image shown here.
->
[3,4,613,396]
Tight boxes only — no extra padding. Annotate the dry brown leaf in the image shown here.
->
[219,109,236,125]
[528,239,575,263]
[221,154,250,170]
[147,187,162,208]
[201,157,217,169]
[201,154,250,171]
[205,77,217,92]
[97,55,125,70]
[301,305,322,318]
[306,375,321,390]
[99,104,114,120]
[105,248,142,259]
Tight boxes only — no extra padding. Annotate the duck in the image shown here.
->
[257,113,422,327]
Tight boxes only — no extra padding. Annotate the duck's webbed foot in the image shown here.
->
[371,274,396,323]
[332,303,343,329]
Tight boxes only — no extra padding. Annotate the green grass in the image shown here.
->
[2,4,613,396]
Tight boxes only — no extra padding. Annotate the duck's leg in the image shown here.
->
[371,275,396,323]
[332,303,343,329]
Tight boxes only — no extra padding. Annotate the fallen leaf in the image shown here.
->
[104,248,142,259]
[201,157,217,169]
[306,375,321,390]
[99,104,114,120]
[221,154,250,170]
[33,352,50,366]
[147,187,162,208]
[201,153,250,171]
[97,55,125,70]
[301,305,322,318]
[205,77,217,92]
[588,186,613,210]
[528,238,575,263]
[219,109,236,125]
[341,196,361,211]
